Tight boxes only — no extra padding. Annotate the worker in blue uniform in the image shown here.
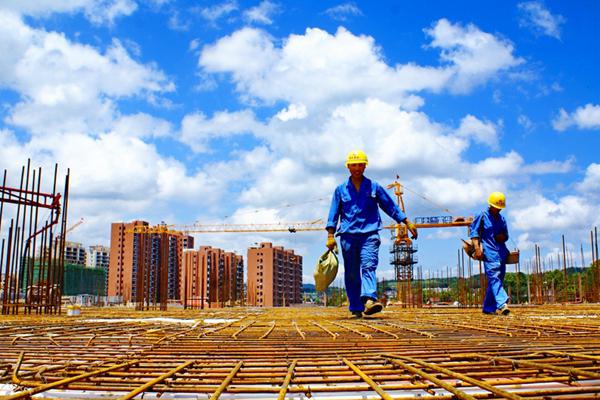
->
[470,191,511,315]
[326,150,418,318]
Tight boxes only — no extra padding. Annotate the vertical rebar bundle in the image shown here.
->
[0,160,69,315]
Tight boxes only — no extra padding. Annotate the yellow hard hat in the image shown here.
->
[488,191,506,209]
[345,150,368,167]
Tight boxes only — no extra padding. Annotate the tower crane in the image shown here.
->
[386,177,472,307]
[53,217,85,245]
[64,218,85,238]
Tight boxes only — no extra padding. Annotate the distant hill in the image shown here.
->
[302,283,316,293]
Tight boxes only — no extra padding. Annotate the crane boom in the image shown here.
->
[125,217,471,235]
[124,179,473,236]
[126,220,325,235]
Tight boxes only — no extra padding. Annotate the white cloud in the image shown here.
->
[180,109,263,153]
[265,98,466,174]
[576,163,600,195]
[198,1,238,23]
[189,38,201,52]
[459,151,572,179]
[455,114,500,149]
[199,27,278,85]
[553,103,600,131]
[168,10,191,31]
[112,113,173,139]
[324,3,363,21]
[511,195,597,232]
[518,1,565,39]
[0,0,137,25]
[275,103,307,121]
[522,158,573,175]
[413,176,504,212]
[0,12,173,135]
[85,0,137,26]
[425,19,524,93]
[244,1,279,25]
[473,152,523,177]
[517,114,533,132]
[199,21,521,108]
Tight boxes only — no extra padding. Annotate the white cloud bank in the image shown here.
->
[0,11,173,136]
[553,103,600,131]
[199,19,523,107]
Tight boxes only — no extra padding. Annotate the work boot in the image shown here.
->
[363,299,383,315]
[350,311,362,319]
[497,303,511,316]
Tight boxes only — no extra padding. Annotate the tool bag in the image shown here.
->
[314,246,339,292]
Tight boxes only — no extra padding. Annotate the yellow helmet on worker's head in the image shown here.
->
[345,150,368,167]
[488,191,506,209]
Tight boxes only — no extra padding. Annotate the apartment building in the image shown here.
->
[182,246,243,308]
[64,241,86,266]
[247,242,302,307]
[88,244,110,295]
[108,221,193,305]
[88,245,109,269]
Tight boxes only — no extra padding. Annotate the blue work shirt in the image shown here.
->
[469,209,509,263]
[326,177,407,235]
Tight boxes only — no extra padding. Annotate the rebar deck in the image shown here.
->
[1,305,600,399]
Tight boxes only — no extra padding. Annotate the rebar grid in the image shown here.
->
[1,305,600,399]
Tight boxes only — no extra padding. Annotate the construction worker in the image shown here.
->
[326,150,418,318]
[470,191,511,315]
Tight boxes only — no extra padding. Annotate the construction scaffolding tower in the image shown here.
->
[390,233,419,307]
[1,160,70,315]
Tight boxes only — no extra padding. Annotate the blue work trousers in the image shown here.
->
[340,232,380,312]
[483,261,509,313]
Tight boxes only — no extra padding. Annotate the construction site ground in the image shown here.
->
[1,305,600,399]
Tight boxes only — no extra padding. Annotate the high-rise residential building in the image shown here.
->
[64,241,86,266]
[247,242,302,307]
[89,245,110,295]
[88,245,110,269]
[182,246,243,308]
[108,221,193,305]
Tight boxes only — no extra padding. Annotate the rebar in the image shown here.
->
[1,305,600,398]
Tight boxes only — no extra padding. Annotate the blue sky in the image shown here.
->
[1,0,599,283]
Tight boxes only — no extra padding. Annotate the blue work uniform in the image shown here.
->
[326,177,407,312]
[470,209,510,314]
